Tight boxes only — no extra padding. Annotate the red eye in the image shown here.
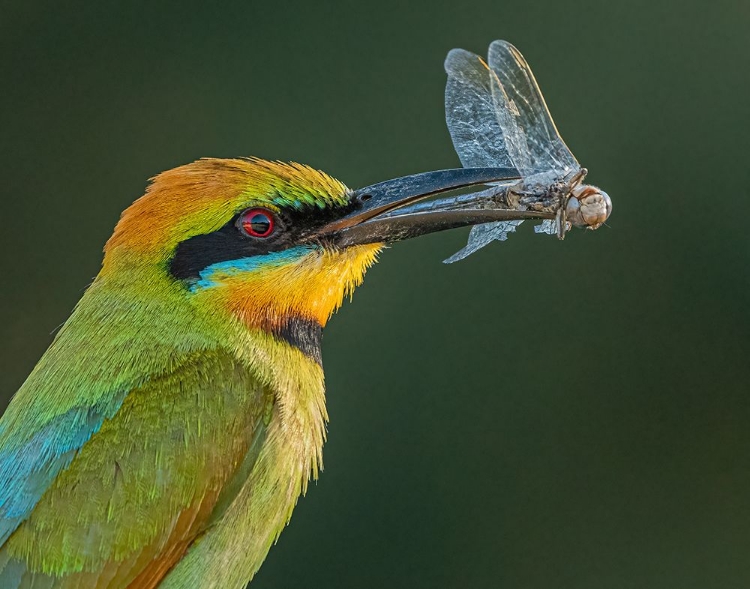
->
[239,208,275,238]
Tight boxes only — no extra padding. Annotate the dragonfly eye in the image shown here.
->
[568,186,611,229]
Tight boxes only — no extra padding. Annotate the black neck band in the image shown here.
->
[271,317,323,365]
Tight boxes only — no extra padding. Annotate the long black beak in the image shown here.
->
[315,167,531,247]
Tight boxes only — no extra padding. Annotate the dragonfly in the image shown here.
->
[442,39,612,262]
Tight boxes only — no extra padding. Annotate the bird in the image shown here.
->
[0,157,520,588]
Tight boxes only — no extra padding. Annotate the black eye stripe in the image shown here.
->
[169,200,358,281]
[169,213,289,281]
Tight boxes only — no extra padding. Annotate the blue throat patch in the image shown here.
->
[190,245,317,291]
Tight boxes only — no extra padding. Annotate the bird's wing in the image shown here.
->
[0,349,266,589]
[0,388,131,547]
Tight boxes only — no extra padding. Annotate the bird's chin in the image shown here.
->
[203,243,382,333]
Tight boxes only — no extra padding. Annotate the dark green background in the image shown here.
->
[1,1,749,588]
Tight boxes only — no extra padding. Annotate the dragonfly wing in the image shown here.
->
[445,48,526,260]
[443,220,523,263]
[487,40,579,177]
[534,219,557,235]
[445,48,513,168]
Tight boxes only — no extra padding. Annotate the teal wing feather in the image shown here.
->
[0,396,129,545]
[0,348,265,589]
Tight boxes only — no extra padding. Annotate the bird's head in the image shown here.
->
[102,158,518,350]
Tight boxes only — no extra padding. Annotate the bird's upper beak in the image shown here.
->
[313,167,540,247]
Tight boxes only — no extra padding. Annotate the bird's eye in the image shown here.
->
[239,208,275,238]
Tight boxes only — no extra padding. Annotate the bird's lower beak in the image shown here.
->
[316,167,531,247]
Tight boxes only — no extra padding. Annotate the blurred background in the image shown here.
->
[1,1,749,588]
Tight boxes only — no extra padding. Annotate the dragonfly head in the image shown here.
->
[566,184,612,230]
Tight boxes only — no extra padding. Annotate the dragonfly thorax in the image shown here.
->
[566,184,612,230]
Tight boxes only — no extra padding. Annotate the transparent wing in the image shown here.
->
[443,220,522,264]
[443,41,576,261]
[487,40,579,177]
[445,49,526,260]
[445,48,513,168]
[534,219,557,235]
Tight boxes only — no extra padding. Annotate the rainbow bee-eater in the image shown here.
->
[0,158,527,588]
